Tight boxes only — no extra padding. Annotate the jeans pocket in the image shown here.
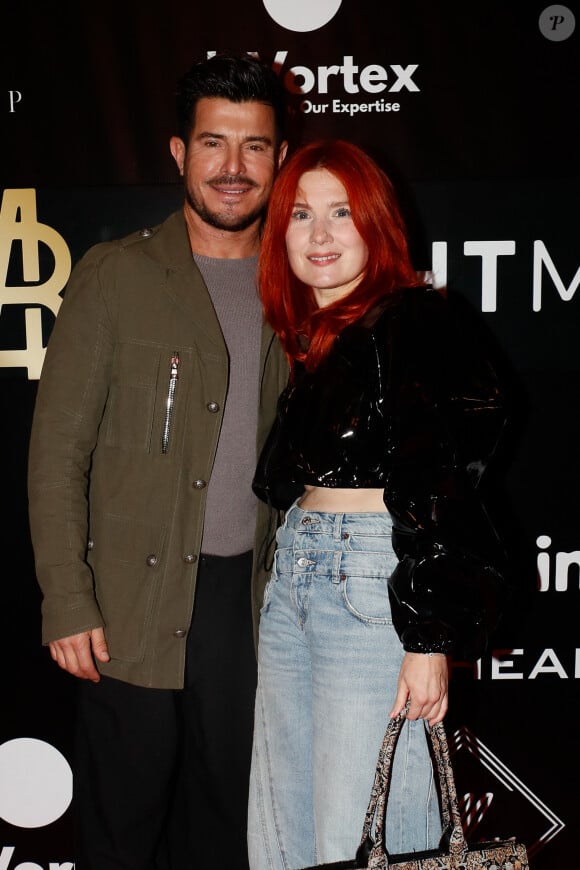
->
[341,572,393,624]
[261,546,290,614]
[260,572,277,614]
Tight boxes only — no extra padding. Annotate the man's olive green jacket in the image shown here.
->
[28,210,288,689]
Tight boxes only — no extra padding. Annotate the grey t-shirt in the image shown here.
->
[193,253,262,556]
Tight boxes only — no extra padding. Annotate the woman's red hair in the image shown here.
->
[259,139,424,370]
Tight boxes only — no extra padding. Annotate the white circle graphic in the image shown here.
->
[263,0,343,33]
[539,5,576,40]
[0,739,73,828]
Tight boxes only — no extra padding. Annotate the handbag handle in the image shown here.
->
[356,704,467,869]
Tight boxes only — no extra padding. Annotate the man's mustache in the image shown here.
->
[207,174,259,188]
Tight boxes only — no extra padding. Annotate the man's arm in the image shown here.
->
[28,245,115,655]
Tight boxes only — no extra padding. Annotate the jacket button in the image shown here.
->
[192,479,207,489]
[207,401,220,413]
[146,554,158,567]
[87,537,94,551]
[173,629,187,638]
[184,553,198,564]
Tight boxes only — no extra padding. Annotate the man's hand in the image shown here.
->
[389,652,449,725]
[49,628,110,682]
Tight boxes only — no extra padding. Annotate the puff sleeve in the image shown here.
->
[382,288,508,661]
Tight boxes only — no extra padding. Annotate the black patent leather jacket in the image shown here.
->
[253,288,508,660]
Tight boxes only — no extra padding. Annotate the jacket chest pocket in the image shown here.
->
[105,342,188,453]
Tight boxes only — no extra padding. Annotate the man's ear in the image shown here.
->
[277,140,289,168]
[169,137,186,176]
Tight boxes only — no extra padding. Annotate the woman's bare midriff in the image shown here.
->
[298,485,387,512]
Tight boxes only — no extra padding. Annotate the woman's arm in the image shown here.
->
[383,288,510,662]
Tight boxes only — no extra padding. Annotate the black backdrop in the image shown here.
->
[1,2,578,867]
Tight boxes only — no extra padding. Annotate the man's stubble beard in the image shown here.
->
[185,185,267,234]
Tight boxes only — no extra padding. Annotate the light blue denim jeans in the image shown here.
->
[248,502,441,870]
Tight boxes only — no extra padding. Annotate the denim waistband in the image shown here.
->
[283,500,393,536]
[276,501,395,579]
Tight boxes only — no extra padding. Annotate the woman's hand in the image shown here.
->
[389,652,449,725]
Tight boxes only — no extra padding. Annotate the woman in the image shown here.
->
[248,141,506,870]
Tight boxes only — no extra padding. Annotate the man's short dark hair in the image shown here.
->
[176,53,287,145]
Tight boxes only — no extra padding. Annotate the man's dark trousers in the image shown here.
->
[74,550,257,869]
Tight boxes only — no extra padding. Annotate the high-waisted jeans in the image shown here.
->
[248,502,441,870]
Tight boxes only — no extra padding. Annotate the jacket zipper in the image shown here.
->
[161,352,179,453]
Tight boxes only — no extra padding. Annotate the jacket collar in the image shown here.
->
[141,210,272,371]
[142,210,224,350]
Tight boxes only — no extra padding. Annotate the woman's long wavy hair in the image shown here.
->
[259,139,424,371]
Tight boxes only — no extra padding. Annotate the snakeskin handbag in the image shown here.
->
[302,706,529,870]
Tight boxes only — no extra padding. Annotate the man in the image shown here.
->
[28,54,288,869]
